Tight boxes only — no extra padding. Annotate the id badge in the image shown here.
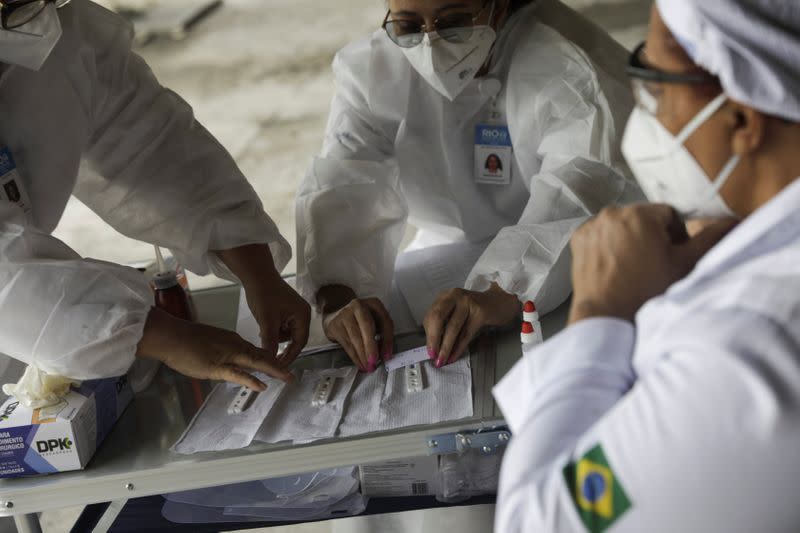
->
[474,124,513,185]
[0,146,32,215]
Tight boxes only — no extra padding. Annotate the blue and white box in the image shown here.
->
[0,376,133,478]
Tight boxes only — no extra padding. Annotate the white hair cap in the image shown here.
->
[656,0,800,122]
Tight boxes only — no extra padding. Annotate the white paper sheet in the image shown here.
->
[256,367,358,444]
[337,358,473,437]
[394,242,489,325]
[383,346,430,373]
[171,375,286,454]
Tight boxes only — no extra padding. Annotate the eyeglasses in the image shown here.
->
[627,41,719,114]
[382,0,494,49]
[1,0,69,30]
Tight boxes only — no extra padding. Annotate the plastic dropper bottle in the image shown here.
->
[152,245,193,321]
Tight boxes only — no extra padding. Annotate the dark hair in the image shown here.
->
[508,0,536,16]
[485,154,503,171]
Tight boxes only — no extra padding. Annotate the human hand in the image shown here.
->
[242,273,311,367]
[136,308,295,391]
[321,295,394,373]
[424,284,520,368]
[568,204,736,325]
[216,244,311,366]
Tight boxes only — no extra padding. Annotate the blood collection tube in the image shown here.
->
[152,246,193,321]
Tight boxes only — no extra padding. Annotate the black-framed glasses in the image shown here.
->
[382,0,494,48]
[1,0,68,30]
[627,41,719,114]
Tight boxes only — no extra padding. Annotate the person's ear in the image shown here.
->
[730,103,766,157]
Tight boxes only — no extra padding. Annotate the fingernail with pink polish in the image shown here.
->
[435,358,444,369]
[428,347,437,360]
[382,350,393,362]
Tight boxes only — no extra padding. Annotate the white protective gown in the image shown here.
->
[296,0,641,314]
[0,0,289,380]
[493,178,800,533]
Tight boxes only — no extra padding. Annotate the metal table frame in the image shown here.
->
[0,284,568,533]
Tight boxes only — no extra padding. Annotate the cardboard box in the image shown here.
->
[359,456,441,498]
[0,375,133,478]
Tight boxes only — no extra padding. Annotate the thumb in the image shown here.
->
[674,219,738,270]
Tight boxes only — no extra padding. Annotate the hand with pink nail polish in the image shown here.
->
[318,285,395,373]
[424,284,520,368]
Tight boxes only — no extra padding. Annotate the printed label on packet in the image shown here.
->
[0,146,32,215]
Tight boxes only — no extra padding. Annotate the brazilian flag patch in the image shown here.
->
[563,445,632,533]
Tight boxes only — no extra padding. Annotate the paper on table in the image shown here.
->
[236,278,418,355]
[255,367,358,445]
[394,242,489,326]
[337,358,473,437]
[171,375,286,454]
[384,346,430,373]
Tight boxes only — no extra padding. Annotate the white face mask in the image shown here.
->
[0,3,63,71]
[622,93,740,219]
[402,25,497,101]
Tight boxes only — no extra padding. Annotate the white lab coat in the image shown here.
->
[295,0,641,314]
[493,178,800,533]
[0,1,289,380]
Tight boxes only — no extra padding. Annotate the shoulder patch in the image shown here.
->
[563,445,632,533]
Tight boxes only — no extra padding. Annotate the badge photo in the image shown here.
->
[474,124,513,185]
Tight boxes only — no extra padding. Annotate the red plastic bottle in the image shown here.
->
[153,270,193,321]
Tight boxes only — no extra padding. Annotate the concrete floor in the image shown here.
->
[28,1,650,532]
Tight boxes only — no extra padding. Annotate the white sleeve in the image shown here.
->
[494,312,800,533]
[295,37,408,305]
[73,2,290,281]
[0,201,151,380]
[466,38,640,314]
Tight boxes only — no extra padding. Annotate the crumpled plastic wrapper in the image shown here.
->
[2,365,81,409]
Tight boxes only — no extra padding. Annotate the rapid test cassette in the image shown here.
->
[228,387,258,415]
[312,376,336,407]
[406,363,425,393]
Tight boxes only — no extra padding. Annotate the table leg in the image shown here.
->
[91,499,128,533]
[13,514,42,533]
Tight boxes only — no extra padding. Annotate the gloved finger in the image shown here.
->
[367,299,395,362]
[234,349,295,384]
[447,320,480,365]
[353,303,379,372]
[424,296,456,363]
[437,303,469,367]
[212,364,268,391]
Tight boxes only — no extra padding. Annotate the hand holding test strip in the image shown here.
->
[383,346,431,372]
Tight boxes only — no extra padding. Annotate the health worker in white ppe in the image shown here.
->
[296,0,641,373]
[495,1,800,532]
[0,0,311,402]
